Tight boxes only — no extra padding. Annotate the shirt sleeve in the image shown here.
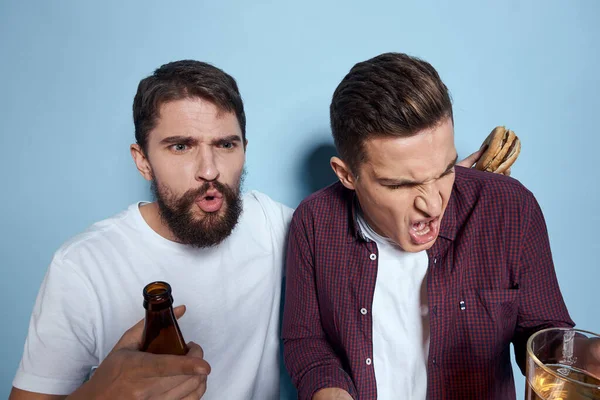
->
[269,198,294,254]
[512,192,575,374]
[282,205,357,400]
[252,190,294,276]
[12,255,98,395]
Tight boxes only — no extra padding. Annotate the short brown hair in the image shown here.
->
[133,60,246,153]
[330,52,453,173]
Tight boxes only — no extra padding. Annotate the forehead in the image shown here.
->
[362,119,455,178]
[151,98,242,140]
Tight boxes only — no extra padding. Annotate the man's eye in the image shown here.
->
[441,167,455,178]
[172,144,187,151]
[386,185,405,190]
[221,142,234,149]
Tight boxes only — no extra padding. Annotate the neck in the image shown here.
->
[139,202,180,243]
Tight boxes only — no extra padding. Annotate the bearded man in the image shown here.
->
[11,60,292,400]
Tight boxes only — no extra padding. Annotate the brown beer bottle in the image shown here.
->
[140,281,189,355]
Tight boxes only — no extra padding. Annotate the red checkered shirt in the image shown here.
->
[282,166,574,399]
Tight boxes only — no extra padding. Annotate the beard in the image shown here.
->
[151,172,245,248]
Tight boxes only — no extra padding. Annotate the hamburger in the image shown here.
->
[475,126,521,174]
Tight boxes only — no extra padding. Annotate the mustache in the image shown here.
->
[150,171,246,248]
[180,180,231,205]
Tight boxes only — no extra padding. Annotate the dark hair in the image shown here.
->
[133,60,246,152]
[330,52,453,173]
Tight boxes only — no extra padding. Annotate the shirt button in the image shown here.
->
[366,358,372,365]
[369,253,377,260]
[432,357,437,365]
[360,308,368,315]
[432,305,437,315]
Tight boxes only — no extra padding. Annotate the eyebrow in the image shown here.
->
[212,135,243,146]
[159,136,198,146]
[159,134,242,146]
[377,154,458,186]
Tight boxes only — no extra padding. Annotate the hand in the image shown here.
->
[457,146,511,176]
[312,388,354,400]
[583,337,600,379]
[69,305,210,400]
[551,334,600,381]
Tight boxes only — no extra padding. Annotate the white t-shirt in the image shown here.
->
[357,214,430,399]
[13,191,293,400]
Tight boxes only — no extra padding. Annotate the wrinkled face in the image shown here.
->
[134,97,246,247]
[351,118,457,252]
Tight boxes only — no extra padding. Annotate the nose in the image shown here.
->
[195,146,219,182]
[414,183,442,218]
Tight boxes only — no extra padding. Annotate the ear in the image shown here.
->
[243,138,248,152]
[130,144,153,181]
[330,156,357,190]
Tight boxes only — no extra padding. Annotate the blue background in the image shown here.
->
[1,1,599,398]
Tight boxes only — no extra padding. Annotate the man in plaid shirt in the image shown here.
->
[282,52,575,399]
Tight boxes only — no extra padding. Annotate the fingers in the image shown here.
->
[456,146,514,176]
[457,146,486,169]
[587,339,600,378]
[173,304,187,319]
[113,318,146,351]
[590,338,600,357]
[147,374,191,398]
[141,352,211,378]
[181,381,208,400]
[187,341,206,361]
[181,380,208,400]
[159,375,208,400]
[588,338,600,365]
[112,305,187,352]
[313,388,354,400]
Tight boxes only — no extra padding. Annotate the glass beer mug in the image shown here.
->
[526,327,600,399]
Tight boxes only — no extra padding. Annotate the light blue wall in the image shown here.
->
[1,1,598,398]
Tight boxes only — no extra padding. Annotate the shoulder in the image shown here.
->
[290,182,355,245]
[240,191,294,243]
[454,166,536,208]
[244,190,292,215]
[52,205,138,272]
[243,190,293,223]
[293,182,350,222]
[451,167,542,240]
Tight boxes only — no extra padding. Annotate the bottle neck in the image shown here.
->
[143,297,174,311]
[143,281,175,312]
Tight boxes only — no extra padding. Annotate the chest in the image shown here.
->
[315,235,520,360]
[94,245,282,361]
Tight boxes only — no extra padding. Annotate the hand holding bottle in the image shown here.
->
[69,305,210,400]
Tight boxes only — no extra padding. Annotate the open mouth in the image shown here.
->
[409,217,439,245]
[195,190,224,213]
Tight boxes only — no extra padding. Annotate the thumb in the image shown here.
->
[113,305,187,351]
[457,146,487,169]
[173,304,187,320]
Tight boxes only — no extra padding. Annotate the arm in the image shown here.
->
[312,388,354,400]
[282,208,357,400]
[512,193,574,374]
[12,257,100,395]
[60,310,210,400]
[9,388,65,400]
[13,256,209,399]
